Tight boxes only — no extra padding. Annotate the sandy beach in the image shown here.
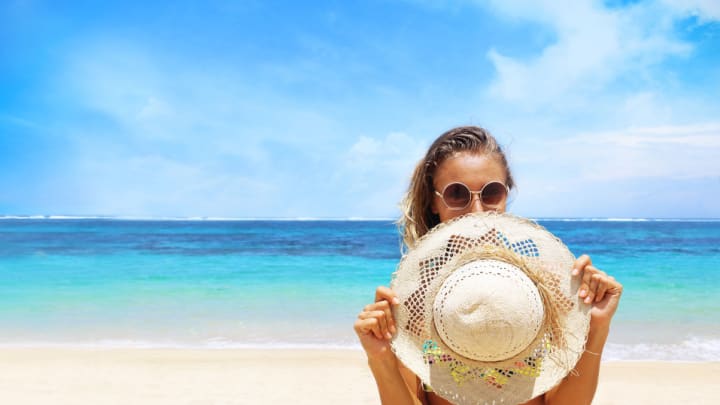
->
[0,348,717,404]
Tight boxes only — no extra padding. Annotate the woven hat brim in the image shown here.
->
[390,212,591,405]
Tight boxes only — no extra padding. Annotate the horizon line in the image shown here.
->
[1,215,719,222]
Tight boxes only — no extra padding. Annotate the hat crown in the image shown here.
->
[432,259,544,362]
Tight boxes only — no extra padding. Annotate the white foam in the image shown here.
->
[603,336,720,362]
[2,336,719,361]
[5,335,720,361]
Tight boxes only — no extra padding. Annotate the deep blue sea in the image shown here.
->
[1,217,719,361]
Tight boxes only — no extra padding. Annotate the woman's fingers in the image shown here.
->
[354,317,384,340]
[584,276,595,304]
[375,286,400,305]
[374,286,399,334]
[585,266,607,304]
[354,285,400,343]
[573,256,615,305]
[581,265,599,290]
[572,255,592,277]
[372,307,391,339]
[359,300,396,340]
[573,255,592,300]
[382,301,396,334]
[357,312,383,339]
[594,275,611,303]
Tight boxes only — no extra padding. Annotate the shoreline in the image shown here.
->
[1,348,718,404]
[1,338,718,362]
[3,215,720,222]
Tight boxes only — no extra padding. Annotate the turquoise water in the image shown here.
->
[1,218,718,360]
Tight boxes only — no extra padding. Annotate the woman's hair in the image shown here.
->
[398,126,515,248]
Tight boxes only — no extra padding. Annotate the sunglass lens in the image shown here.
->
[481,182,507,206]
[442,183,471,208]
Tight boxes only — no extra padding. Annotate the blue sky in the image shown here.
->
[1,0,719,218]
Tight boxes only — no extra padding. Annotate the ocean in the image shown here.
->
[1,217,718,361]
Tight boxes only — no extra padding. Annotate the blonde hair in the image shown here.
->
[399,126,514,248]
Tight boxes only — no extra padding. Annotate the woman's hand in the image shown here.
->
[354,286,400,360]
[545,257,620,405]
[572,255,623,330]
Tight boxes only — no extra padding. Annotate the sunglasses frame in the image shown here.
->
[434,181,510,211]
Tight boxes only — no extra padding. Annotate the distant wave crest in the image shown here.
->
[2,337,719,361]
[604,337,720,361]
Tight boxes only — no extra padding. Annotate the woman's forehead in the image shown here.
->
[434,152,506,185]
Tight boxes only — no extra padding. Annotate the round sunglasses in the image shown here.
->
[434,181,509,210]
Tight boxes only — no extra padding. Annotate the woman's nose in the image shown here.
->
[469,194,485,213]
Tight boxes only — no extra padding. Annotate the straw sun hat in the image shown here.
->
[390,212,590,405]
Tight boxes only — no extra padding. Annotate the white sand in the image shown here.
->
[0,348,717,404]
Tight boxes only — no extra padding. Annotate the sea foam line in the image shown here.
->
[603,337,720,362]
[1,337,719,361]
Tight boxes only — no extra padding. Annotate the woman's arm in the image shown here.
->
[543,326,609,404]
[355,286,423,405]
[544,255,623,405]
[367,350,423,405]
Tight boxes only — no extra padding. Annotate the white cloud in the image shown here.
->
[662,0,720,21]
[513,122,720,183]
[57,152,267,216]
[137,97,173,120]
[574,123,720,147]
[481,0,692,108]
[505,122,720,217]
[333,132,429,216]
[345,132,426,171]
[63,40,343,150]
[53,40,359,217]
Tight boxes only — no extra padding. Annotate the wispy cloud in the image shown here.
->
[507,122,720,217]
[0,114,42,129]
[574,123,720,148]
[514,122,720,180]
[483,0,694,109]
[67,152,276,217]
[332,132,429,217]
[662,0,720,21]
[47,40,351,216]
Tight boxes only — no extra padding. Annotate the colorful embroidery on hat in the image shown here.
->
[496,231,540,257]
[421,339,546,389]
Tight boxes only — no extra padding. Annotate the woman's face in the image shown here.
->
[431,151,508,223]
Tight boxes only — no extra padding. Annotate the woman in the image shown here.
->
[354,126,623,405]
